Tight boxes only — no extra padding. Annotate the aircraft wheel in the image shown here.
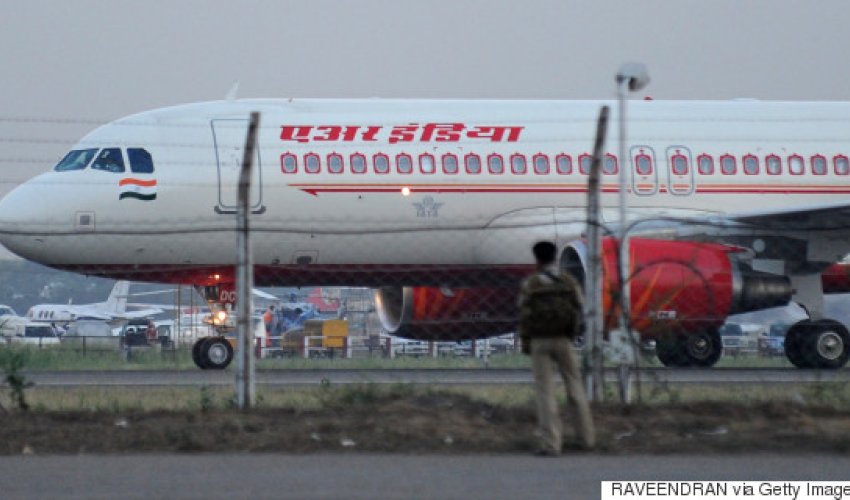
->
[192,338,210,369]
[784,323,810,368]
[803,320,850,369]
[682,328,722,367]
[201,337,234,370]
[655,331,687,367]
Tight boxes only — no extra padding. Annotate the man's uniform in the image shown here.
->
[518,267,595,453]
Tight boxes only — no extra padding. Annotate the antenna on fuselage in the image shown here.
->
[225,81,240,101]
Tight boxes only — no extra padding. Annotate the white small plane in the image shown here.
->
[25,281,162,323]
[2,98,850,370]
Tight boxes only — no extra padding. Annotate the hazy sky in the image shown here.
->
[2,0,850,192]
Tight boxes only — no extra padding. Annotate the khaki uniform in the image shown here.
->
[518,268,595,452]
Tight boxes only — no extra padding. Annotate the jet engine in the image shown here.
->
[561,237,793,337]
[374,286,518,340]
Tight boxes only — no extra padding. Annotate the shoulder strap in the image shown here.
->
[541,270,561,283]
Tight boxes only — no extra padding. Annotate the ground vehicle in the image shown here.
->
[270,319,349,357]
[720,323,759,357]
[120,319,157,346]
[759,324,789,357]
[6,322,61,346]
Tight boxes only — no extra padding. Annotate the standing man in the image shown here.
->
[518,241,595,455]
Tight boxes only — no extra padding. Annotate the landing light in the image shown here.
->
[401,187,411,196]
[214,310,228,325]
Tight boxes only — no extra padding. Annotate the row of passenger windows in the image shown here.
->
[282,152,620,176]
[280,151,850,177]
[54,148,155,174]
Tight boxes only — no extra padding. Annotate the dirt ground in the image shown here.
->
[3,391,850,455]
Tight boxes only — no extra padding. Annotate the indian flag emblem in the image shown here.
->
[119,178,157,201]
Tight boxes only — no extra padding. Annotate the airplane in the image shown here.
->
[25,281,163,324]
[1,98,850,371]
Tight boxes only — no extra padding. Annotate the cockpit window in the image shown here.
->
[128,148,154,173]
[91,148,126,173]
[54,149,98,171]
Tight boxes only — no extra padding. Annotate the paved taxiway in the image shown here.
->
[1,453,848,499]
[24,367,850,386]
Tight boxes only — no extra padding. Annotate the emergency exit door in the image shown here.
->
[211,119,265,214]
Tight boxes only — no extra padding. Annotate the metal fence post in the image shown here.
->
[586,105,609,402]
[235,111,260,410]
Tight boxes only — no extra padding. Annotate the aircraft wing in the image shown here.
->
[726,200,850,232]
[61,305,113,321]
[118,307,164,319]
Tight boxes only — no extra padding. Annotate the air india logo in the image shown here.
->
[118,178,157,201]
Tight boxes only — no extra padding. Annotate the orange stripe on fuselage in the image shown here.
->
[119,178,157,187]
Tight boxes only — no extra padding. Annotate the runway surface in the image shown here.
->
[1,453,848,499]
[23,367,850,387]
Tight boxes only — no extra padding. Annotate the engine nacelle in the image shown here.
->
[374,286,518,340]
[562,238,793,338]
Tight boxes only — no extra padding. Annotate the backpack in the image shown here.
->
[520,271,582,338]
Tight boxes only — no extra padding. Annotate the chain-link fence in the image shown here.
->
[1,101,850,379]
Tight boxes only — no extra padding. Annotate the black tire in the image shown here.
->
[683,328,722,367]
[655,331,687,367]
[201,337,234,370]
[784,323,809,368]
[803,319,850,369]
[192,338,210,369]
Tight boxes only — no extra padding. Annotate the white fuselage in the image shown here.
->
[1,99,849,286]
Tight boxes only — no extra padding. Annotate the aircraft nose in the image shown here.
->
[0,175,59,260]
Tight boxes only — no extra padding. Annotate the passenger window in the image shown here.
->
[328,153,344,174]
[281,153,298,173]
[811,155,827,175]
[835,155,849,175]
[350,153,367,174]
[420,154,436,174]
[635,152,653,175]
[511,154,527,174]
[697,154,714,175]
[442,154,459,174]
[487,154,504,174]
[578,154,591,175]
[766,155,782,175]
[465,154,481,174]
[305,153,320,173]
[555,154,571,175]
[127,148,154,174]
[91,148,125,173]
[788,155,804,175]
[534,154,550,174]
[397,153,413,174]
[603,154,618,175]
[54,148,99,172]
[374,154,390,174]
[720,154,736,175]
[671,154,688,175]
[743,155,759,175]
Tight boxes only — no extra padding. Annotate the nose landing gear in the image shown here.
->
[191,283,237,370]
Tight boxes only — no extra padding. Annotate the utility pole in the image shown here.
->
[586,106,609,402]
[236,112,260,409]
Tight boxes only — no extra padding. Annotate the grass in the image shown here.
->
[12,380,850,413]
[2,343,797,371]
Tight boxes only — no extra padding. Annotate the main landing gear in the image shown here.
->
[784,319,850,369]
[655,327,723,368]
[192,336,234,370]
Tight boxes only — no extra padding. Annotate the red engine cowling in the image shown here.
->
[374,286,518,340]
[561,238,793,338]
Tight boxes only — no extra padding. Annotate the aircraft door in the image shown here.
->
[665,146,694,195]
[630,145,658,196]
[211,119,265,214]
